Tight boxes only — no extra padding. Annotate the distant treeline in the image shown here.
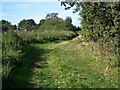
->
[0,13,81,32]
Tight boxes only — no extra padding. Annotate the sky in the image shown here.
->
[0,0,80,26]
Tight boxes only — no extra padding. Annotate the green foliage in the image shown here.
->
[60,1,119,54]
[0,20,17,32]
[2,16,78,83]
[2,1,119,88]
[0,20,12,32]
[4,44,43,88]
[2,32,23,80]
[2,29,75,87]
[18,19,36,31]
[2,62,14,80]
[11,25,17,30]
[38,17,66,31]
[8,41,118,88]
[80,2,119,54]
[37,16,79,32]
[65,17,73,30]
[19,30,76,44]
[39,19,45,25]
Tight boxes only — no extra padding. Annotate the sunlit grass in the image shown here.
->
[5,35,118,88]
[29,40,118,88]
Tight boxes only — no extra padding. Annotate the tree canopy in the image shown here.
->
[0,20,17,32]
[65,17,73,30]
[18,19,36,31]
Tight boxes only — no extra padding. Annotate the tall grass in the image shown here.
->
[18,30,76,43]
[2,32,23,81]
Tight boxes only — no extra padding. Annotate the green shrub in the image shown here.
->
[2,31,23,79]
[2,62,14,79]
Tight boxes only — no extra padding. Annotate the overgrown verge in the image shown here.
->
[2,30,76,88]
[18,30,76,44]
[2,32,23,84]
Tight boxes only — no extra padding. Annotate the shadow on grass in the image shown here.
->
[2,44,51,88]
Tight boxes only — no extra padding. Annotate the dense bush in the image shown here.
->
[78,2,120,54]
[60,1,119,54]
[2,32,23,79]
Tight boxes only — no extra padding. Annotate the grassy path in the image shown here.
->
[8,38,118,88]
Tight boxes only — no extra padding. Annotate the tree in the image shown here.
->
[73,26,81,31]
[46,13,58,19]
[65,17,72,25]
[27,19,36,26]
[60,0,76,10]
[38,19,45,26]
[18,19,36,31]
[38,17,66,31]
[11,25,17,30]
[18,19,26,30]
[65,17,73,30]
[0,20,12,32]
